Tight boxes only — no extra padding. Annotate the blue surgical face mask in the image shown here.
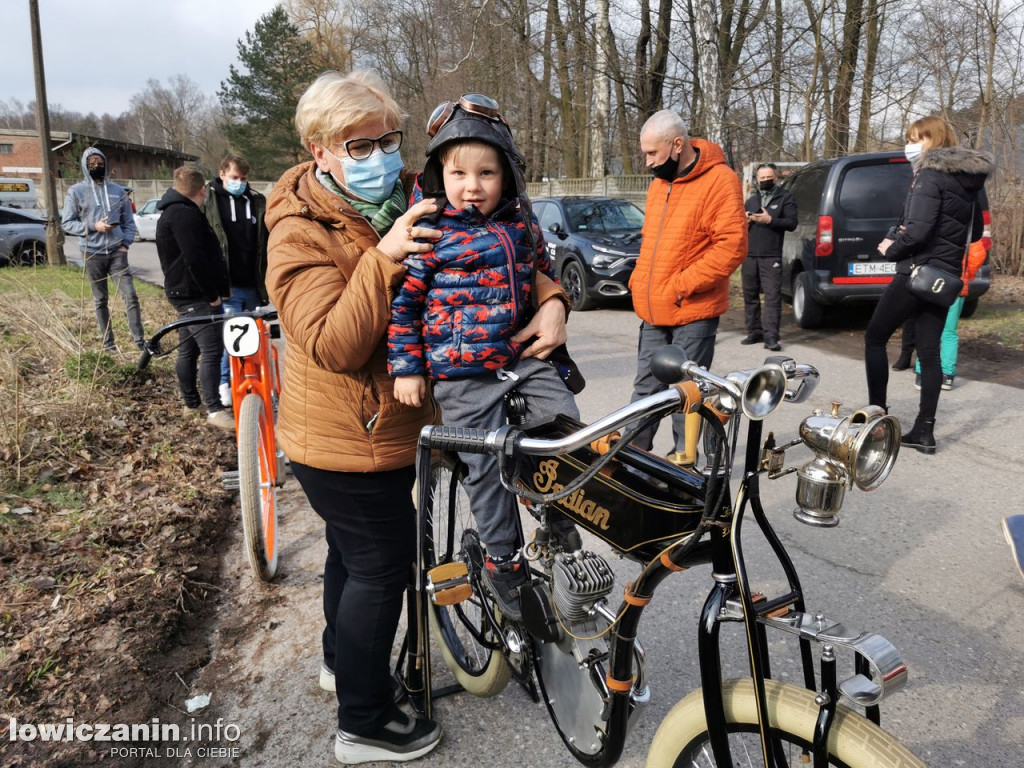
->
[904,141,924,163]
[327,147,404,203]
[224,179,247,196]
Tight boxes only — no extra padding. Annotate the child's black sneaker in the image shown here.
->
[549,517,582,552]
[482,552,529,620]
[335,708,441,764]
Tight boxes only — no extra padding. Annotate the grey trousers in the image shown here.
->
[433,357,579,558]
[629,318,719,452]
[84,250,144,349]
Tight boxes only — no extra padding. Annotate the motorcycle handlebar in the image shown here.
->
[426,426,492,454]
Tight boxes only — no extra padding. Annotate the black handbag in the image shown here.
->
[907,264,963,308]
[906,204,972,309]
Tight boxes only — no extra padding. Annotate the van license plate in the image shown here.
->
[848,262,896,276]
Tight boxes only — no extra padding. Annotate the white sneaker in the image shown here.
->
[219,382,232,407]
[319,664,336,692]
[207,410,235,431]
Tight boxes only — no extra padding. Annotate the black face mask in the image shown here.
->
[650,152,679,182]
[88,165,106,181]
[758,180,776,192]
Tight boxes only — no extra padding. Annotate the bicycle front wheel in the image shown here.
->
[426,454,510,697]
[646,679,926,768]
[238,393,278,581]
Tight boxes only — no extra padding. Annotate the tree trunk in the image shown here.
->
[825,0,864,157]
[590,0,611,177]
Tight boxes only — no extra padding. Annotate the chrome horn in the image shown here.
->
[650,346,787,421]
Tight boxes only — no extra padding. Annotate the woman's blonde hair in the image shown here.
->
[906,116,958,149]
[294,70,406,149]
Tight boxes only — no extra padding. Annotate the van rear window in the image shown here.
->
[837,164,913,220]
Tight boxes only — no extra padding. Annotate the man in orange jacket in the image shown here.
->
[628,110,747,461]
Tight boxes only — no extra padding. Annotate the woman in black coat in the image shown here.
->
[865,116,991,454]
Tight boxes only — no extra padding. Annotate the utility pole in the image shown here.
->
[29,0,66,266]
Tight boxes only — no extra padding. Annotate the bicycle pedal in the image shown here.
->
[427,562,472,606]
[221,470,240,490]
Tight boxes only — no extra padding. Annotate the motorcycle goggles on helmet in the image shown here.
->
[340,130,404,161]
[426,94,508,138]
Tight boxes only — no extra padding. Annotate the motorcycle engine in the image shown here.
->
[551,550,616,623]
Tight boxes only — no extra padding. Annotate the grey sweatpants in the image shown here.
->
[433,357,579,558]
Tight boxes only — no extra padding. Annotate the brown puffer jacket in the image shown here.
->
[265,162,438,472]
[629,138,747,326]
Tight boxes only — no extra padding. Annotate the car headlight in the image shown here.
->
[793,404,900,526]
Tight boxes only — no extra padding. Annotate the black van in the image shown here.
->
[779,151,990,328]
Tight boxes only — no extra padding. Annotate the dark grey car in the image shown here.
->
[0,206,47,266]
[533,196,644,311]
[780,151,990,328]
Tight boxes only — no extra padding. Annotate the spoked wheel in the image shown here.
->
[645,679,926,767]
[15,241,46,267]
[426,454,510,697]
[237,393,278,581]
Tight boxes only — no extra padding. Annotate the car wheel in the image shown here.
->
[15,241,47,267]
[960,298,979,319]
[562,260,596,311]
[792,271,825,329]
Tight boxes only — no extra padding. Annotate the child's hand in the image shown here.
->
[394,375,427,407]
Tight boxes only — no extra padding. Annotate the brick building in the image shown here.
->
[0,129,197,205]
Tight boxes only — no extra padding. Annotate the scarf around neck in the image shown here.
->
[316,167,407,235]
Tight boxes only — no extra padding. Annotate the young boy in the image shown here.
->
[387,97,579,619]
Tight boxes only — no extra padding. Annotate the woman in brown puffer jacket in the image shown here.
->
[265,70,570,765]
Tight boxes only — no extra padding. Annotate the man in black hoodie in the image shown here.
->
[155,166,233,431]
[203,156,269,406]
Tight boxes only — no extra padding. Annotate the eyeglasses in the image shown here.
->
[336,130,404,161]
[426,94,508,138]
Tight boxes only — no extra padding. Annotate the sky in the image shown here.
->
[8,0,284,116]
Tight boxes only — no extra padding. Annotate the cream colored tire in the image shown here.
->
[646,678,926,767]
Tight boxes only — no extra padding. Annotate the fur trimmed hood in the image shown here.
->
[916,146,993,181]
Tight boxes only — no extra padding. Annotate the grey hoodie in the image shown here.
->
[61,147,137,254]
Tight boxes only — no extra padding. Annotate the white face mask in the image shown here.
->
[904,141,924,163]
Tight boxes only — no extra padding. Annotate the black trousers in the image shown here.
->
[170,299,224,413]
[741,256,783,341]
[865,273,948,420]
[290,461,416,735]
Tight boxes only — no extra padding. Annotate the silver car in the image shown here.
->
[0,205,47,266]
[133,198,161,241]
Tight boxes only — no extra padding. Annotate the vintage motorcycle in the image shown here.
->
[400,348,928,767]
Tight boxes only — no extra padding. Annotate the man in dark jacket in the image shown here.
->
[741,163,797,351]
[202,155,269,406]
[155,166,233,431]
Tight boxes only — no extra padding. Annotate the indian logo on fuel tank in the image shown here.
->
[532,460,611,530]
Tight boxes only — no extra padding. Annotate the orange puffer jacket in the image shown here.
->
[629,139,747,326]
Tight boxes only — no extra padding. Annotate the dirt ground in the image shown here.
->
[2,273,1020,768]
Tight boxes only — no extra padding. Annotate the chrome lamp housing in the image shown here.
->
[793,404,901,527]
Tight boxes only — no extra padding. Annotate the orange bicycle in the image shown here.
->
[138,307,285,581]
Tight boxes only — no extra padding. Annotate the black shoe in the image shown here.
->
[741,332,764,345]
[335,708,441,764]
[892,351,913,371]
[482,552,529,620]
[764,338,782,352]
[942,374,955,391]
[549,517,582,552]
[901,417,936,455]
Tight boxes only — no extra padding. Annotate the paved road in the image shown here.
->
[158,278,1024,768]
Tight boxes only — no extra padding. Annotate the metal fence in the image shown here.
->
[526,175,651,205]
[52,178,277,207]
